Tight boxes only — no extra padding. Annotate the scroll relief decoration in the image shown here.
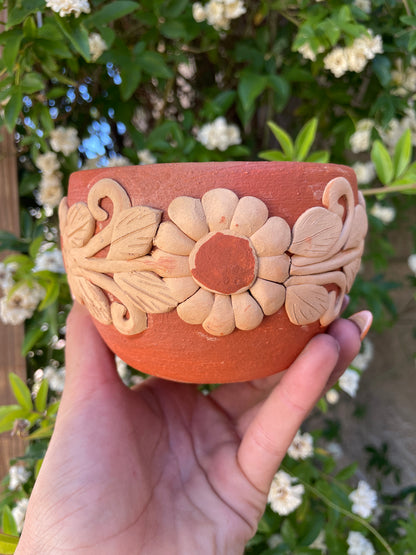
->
[59,177,367,337]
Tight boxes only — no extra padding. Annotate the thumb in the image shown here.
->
[62,302,121,403]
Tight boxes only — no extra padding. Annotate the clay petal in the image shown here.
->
[232,292,263,331]
[151,249,191,277]
[230,196,269,237]
[113,271,178,313]
[250,278,286,316]
[250,216,292,256]
[202,188,239,231]
[285,284,329,325]
[203,294,235,336]
[168,196,209,241]
[108,206,162,260]
[163,277,199,303]
[110,302,147,335]
[290,207,342,258]
[257,254,290,283]
[64,202,95,248]
[154,221,196,255]
[176,288,214,325]
[343,205,368,250]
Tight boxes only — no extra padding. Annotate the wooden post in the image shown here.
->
[0,126,26,478]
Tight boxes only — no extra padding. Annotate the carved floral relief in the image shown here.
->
[59,176,367,337]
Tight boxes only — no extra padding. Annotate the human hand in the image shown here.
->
[16,302,371,555]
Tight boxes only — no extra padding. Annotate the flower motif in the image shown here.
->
[153,188,291,336]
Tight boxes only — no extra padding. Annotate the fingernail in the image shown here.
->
[348,310,373,340]
[341,294,350,313]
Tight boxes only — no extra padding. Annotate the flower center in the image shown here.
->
[189,231,258,295]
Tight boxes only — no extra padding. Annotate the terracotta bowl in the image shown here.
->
[59,161,367,383]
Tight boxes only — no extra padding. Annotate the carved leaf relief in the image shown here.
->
[285,284,329,326]
[290,207,342,258]
[65,202,96,248]
[108,206,162,260]
[113,271,178,314]
[343,204,368,250]
[74,276,112,325]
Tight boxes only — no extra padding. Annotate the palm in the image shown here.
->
[18,303,363,555]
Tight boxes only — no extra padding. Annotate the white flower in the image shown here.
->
[192,0,246,30]
[326,441,344,460]
[344,45,368,74]
[370,202,395,224]
[8,465,31,491]
[267,534,283,548]
[35,151,60,175]
[355,31,383,60]
[116,355,129,383]
[88,33,107,62]
[352,338,374,371]
[339,369,360,397]
[297,42,324,62]
[197,116,241,150]
[50,126,80,156]
[350,119,374,153]
[43,365,66,393]
[268,470,304,515]
[0,262,15,294]
[326,388,340,404]
[408,253,416,274]
[324,47,349,77]
[33,249,65,274]
[287,430,314,460]
[45,0,90,17]
[192,2,206,22]
[106,155,130,167]
[347,531,375,555]
[38,173,64,209]
[349,480,378,518]
[353,161,376,185]
[137,149,156,165]
[0,283,44,325]
[12,498,29,533]
[354,0,371,13]
[310,530,327,552]
[224,0,246,20]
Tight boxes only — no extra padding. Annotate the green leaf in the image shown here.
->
[393,129,412,179]
[0,532,19,554]
[0,406,29,434]
[237,72,268,112]
[120,68,142,100]
[306,150,330,163]
[294,118,318,161]
[372,55,391,87]
[2,30,23,72]
[7,0,45,26]
[34,380,49,413]
[371,140,394,185]
[2,507,18,537]
[4,88,22,132]
[160,20,188,40]
[137,51,173,79]
[258,150,289,161]
[55,17,91,61]
[268,74,290,112]
[281,518,297,549]
[0,230,29,252]
[161,0,189,18]
[84,1,139,27]
[336,462,358,481]
[21,325,45,357]
[21,72,45,94]
[27,424,55,440]
[267,121,294,158]
[38,280,60,311]
[9,373,33,412]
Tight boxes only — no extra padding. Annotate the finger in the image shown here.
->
[325,311,372,390]
[237,334,340,493]
[62,302,121,404]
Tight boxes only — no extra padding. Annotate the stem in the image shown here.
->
[402,0,412,16]
[361,183,416,196]
[283,468,395,555]
[75,254,158,274]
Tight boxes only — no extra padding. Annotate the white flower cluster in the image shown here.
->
[0,273,44,326]
[408,253,416,274]
[45,0,90,18]
[391,57,416,97]
[325,388,340,404]
[8,464,30,491]
[354,0,372,13]
[351,338,374,372]
[12,498,29,533]
[268,470,304,515]
[349,480,378,518]
[347,531,375,555]
[339,368,361,397]
[370,202,396,225]
[324,31,383,78]
[88,33,107,62]
[349,119,374,153]
[0,262,15,295]
[106,155,130,167]
[353,161,376,185]
[33,245,65,274]
[35,151,64,211]
[137,149,157,165]
[296,43,324,62]
[287,430,314,460]
[192,0,246,30]
[50,126,80,156]
[338,338,374,398]
[34,365,66,394]
[196,116,242,151]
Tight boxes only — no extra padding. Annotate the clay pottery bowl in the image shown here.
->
[59,161,367,383]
